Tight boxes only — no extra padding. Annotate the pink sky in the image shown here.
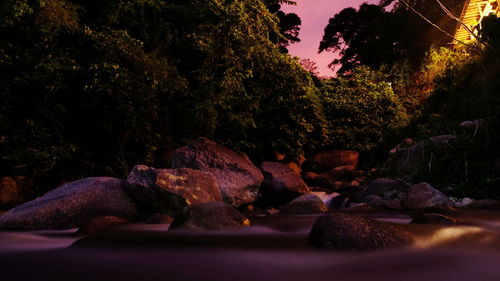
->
[282,0,377,77]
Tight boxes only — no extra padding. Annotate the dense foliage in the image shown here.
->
[321,67,409,151]
[0,0,325,192]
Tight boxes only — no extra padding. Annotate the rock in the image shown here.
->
[459,119,487,129]
[308,213,413,251]
[78,216,129,235]
[171,138,263,207]
[302,171,319,184]
[358,178,410,200]
[334,165,356,172]
[402,182,451,210]
[389,138,415,154]
[327,194,350,209]
[260,162,309,205]
[126,165,222,216]
[429,135,456,145]
[303,150,359,173]
[380,199,403,210]
[285,162,302,174]
[146,213,175,224]
[0,176,32,209]
[451,197,476,208]
[470,199,500,209]
[0,177,142,231]
[362,195,383,207]
[169,202,250,231]
[410,213,465,225]
[280,194,328,214]
[381,135,456,182]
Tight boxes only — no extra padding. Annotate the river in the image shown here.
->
[1,210,500,281]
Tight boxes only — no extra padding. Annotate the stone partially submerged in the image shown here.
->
[0,177,142,231]
[260,162,309,205]
[169,202,250,231]
[402,182,451,210]
[280,194,328,214]
[308,213,413,251]
[171,138,263,207]
[126,165,222,216]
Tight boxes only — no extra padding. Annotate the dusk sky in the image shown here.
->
[283,0,377,77]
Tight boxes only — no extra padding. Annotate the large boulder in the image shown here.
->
[402,182,451,210]
[357,178,410,201]
[171,138,263,207]
[303,150,359,173]
[308,213,413,251]
[381,135,455,181]
[0,176,32,209]
[126,165,222,216]
[260,162,309,205]
[280,194,328,214]
[0,177,142,231]
[169,202,250,231]
[77,216,129,235]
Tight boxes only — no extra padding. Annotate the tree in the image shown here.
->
[299,58,319,76]
[321,66,408,151]
[264,0,301,52]
[0,0,326,193]
[319,0,463,73]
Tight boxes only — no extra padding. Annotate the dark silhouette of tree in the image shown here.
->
[319,0,464,73]
[265,0,301,52]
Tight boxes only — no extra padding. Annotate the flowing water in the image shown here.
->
[2,210,500,281]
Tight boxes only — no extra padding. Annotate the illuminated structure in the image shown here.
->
[454,0,500,43]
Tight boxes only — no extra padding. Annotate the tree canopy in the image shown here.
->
[319,0,464,73]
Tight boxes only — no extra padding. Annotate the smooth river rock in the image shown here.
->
[280,194,328,214]
[260,161,309,205]
[171,138,263,207]
[308,213,413,251]
[127,165,222,216]
[402,182,451,210]
[0,177,142,231]
[169,202,250,231]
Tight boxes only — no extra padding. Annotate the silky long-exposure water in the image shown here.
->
[2,210,500,281]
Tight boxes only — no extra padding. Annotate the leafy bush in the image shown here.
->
[321,66,408,151]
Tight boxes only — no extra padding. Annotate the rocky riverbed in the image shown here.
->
[1,137,499,280]
[2,210,500,281]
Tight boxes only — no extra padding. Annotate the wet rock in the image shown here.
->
[285,162,302,174]
[127,165,222,216]
[169,202,250,231]
[0,176,32,209]
[402,182,451,210]
[171,138,263,207]
[410,213,465,225]
[303,150,359,173]
[451,197,476,208]
[146,213,175,224]
[308,213,413,251]
[471,199,500,209]
[358,178,410,200]
[0,177,142,231]
[260,162,309,205]
[327,194,350,210]
[280,194,328,214]
[363,195,383,207]
[381,135,456,181]
[459,119,487,129]
[78,216,129,235]
[380,199,403,210]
